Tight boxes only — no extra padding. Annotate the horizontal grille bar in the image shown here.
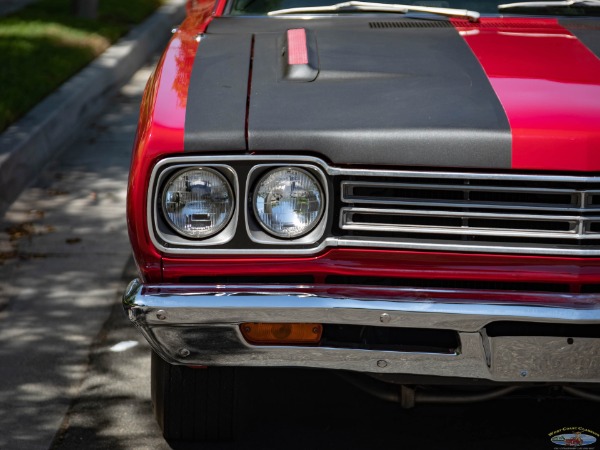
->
[342,181,600,212]
[341,207,600,238]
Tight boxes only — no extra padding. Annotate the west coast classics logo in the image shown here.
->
[550,427,598,448]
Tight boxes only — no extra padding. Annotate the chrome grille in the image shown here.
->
[339,174,600,254]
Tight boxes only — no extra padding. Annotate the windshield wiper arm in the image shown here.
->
[498,0,600,10]
[268,1,480,22]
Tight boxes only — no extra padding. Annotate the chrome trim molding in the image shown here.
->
[146,155,600,255]
[341,207,597,238]
[123,279,600,383]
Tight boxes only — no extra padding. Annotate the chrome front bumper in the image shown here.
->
[123,279,600,383]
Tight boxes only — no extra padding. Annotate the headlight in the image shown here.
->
[162,167,234,238]
[253,167,325,238]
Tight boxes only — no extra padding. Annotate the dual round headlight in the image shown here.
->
[253,167,324,238]
[161,166,325,240]
[162,167,234,238]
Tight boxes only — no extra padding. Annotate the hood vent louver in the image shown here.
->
[452,19,561,28]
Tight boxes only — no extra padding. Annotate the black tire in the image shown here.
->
[151,350,240,442]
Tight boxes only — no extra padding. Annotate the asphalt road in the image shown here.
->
[0,51,598,450]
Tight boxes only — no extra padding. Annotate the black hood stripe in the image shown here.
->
[185,33,252,152]
[185,17,512,169]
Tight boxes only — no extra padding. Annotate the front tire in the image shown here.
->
[151,350,239,441]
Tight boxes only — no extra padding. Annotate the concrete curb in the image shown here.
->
[0,0,187,218]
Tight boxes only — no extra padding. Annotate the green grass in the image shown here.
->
[0,0,163,132]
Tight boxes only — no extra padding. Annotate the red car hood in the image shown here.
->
[180,16,600,172]
[453,18,600,171]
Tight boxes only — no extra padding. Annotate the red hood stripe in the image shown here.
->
[453,18,600,172]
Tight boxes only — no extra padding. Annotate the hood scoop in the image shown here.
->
[281,28,319,82]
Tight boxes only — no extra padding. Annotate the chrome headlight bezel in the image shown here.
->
[152,163,239,248]
[245,164,329,245]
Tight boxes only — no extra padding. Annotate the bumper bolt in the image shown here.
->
[179,348,190,358]
[520,370,528,377]
[377,360,388,368]
[380,313,391,324]
[156,310,167,321]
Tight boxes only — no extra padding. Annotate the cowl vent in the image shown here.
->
[369,20,452,28]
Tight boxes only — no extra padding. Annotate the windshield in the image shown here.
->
[229,0,598,15]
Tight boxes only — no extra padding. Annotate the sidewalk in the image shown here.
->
[0,0,187,219]
[0,3,186,448]
[0,55,159,450]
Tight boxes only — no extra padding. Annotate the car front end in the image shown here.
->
[123,0,600,440]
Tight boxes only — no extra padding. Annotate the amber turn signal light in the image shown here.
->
[240,323,323,345]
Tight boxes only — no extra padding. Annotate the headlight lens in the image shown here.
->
[162,167,234,238]
[253,167,324,238]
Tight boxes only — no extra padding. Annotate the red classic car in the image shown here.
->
[122,0,600,441]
